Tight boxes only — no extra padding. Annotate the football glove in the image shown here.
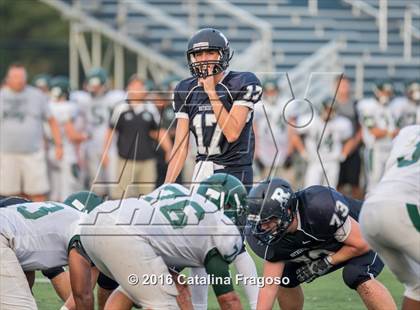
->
[296,257,333,283]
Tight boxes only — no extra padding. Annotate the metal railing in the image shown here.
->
[205,0,274,73]
[403,4,420,61]
[343,0,388,51]
[342,57,420,99]
[278,40,345,112]
[40,0,188,88]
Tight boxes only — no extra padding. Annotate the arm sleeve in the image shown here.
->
[213,216,243,263]
[172,83,189,119]
[204,248,234,297]
[232,72,263,110]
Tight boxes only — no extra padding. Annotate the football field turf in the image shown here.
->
[33,247,403,310]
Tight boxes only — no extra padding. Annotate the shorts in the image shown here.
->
[0,149,49,196]
[338,148,361,186]
[81,234,179,309]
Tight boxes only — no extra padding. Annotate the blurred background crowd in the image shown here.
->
[1,62,418,203]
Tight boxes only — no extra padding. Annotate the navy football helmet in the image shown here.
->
[186,28,232,78]
[247,178,296,244]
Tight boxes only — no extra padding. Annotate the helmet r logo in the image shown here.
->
[271,188,291,206]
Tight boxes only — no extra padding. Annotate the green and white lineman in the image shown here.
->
[0,193,103,310]
[68,173,246,310]
[360,125,420,308]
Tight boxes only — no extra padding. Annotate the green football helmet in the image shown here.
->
[262,78,279,91]
[86,67,108,86]
[373,80,394,105]
[196,173,247,224]
[32,73,51,90]
[64,191,104,213]
[50,76,70,100]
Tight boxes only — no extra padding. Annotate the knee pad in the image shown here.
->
[97,272,119,290]
[42,266,65,280]
[342,264,372,290]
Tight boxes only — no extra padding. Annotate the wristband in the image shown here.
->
[326,255,334,265]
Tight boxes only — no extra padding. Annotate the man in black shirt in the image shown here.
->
[102,76,172,198]
[246,178,397,310]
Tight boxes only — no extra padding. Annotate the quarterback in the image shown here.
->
[165,27,261,309]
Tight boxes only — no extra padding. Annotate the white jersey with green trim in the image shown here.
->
[79,90,125,152]
[390,97,419,128]
[0,202,81,271]
[296,114,352,162]
[79,184,243,268]
[366,125,420,200]
[45,100,80,163]
[357,98,396,149]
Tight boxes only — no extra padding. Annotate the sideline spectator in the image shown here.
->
[102,75,172,198]
[0,63,62,201]
[154,75,183,187]
[334,76,363,199]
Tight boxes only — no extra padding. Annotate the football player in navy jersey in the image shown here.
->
[165,28,261,309]
[165,28,262,189]
[246,178,397,310]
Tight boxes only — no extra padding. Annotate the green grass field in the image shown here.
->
[33,249,404,309]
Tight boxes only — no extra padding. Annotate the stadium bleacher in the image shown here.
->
[49,0,419,97]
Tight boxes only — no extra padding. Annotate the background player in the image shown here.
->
[357,80,398,190]
[390,80,420,128]
[253,79,295,183]
[295,98,353,188]
[164,27,261,309]
[360,125,420,310]
[246,178,397,310]
[74,68,125,195]
[46,76,88,201]
[68,173,246,310]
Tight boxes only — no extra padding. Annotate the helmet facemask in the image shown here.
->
[248,213,292,245]
[373,83,394,105]
[187,47,231,78]
[246,190,296,245]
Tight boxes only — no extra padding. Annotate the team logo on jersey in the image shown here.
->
[142,112,152,121]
